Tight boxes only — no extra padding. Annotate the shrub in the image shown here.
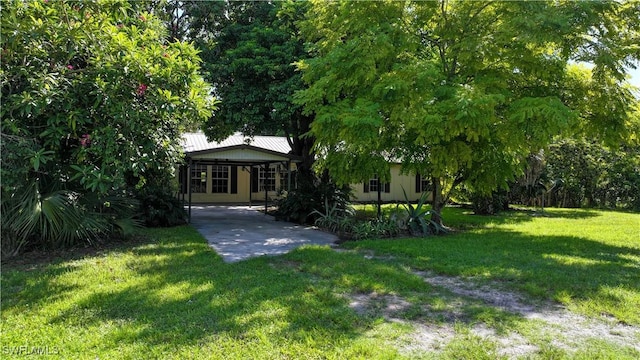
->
[1,178,140,258]
[275,172,352,224]
[138,192,187,227]
[471,190,509,215]
[508,139,640,210]
[401,187,447,235]
[131,176,188,227]
[311,198,355,233]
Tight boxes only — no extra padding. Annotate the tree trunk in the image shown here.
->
[431,176,444,227]
[286,113,315,174]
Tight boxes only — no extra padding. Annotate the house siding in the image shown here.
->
[179,132,433,204]
[350,165,432,203]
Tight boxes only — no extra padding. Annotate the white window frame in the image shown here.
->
[211,165,229,194]
[190,164,207,193]
[259,166,277,192]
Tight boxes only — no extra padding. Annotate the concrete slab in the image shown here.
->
[188,205,339,262]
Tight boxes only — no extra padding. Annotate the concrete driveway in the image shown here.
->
[188,205,339,262]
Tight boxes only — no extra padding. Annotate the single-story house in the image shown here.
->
[178,132,432,204]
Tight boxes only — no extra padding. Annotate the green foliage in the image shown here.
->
[2,0,214,194]
[311,198,354,233]
[177,1,316,170]
[1,0,214,253]
[311,200,401,240]
[471,190,510,216]
[544,139,640,209]
[135,187,186,228]
[296,0,639,224]
[1,177,140,258]
[401,188,431,235]
[275,174,352,224]
[400,188,447,236]
[506,139,640,210]
[350,217,401,240]
[1,182,106,256]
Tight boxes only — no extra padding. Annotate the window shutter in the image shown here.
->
[384,182,390,193]
[363,182,369,193]
[230,166,238,194]
[416,174,421,193]
[251,167,259,193]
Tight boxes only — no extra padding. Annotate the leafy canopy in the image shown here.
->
[1,0,215,251]
[1,0,215,194]
[296,0,639,198]
[171,1,318,177]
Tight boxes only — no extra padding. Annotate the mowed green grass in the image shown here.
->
[1,207,638,359]
[1,227,426,359]
[348,206,640,325]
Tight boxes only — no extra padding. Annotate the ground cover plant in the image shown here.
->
[2,208,639,358]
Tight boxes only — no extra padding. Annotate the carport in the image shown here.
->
[177,132,303,222]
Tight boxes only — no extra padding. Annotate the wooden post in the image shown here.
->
[264,164,268,215]
[187,159,192,223]
[287,160,292,192]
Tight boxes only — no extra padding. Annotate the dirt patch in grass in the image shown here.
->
[346,270,640,358]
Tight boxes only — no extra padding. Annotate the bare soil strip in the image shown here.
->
[347,269,640,358]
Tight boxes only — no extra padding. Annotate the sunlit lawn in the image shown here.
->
[350,205,640,325]
[1,207,639,358]
[1,227,419,359]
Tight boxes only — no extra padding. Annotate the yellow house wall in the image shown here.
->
[349,165,433,203]
[180,163,431,204]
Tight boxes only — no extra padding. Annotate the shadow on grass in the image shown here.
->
[441,207,604,231]
[345,227,640,324]
[0,227,433,356]
[506,207,603,219]
[3,221,638,357]
[0,226,534,357]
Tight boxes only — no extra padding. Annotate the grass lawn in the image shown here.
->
[349,206,640,325]
[1,207,639,359]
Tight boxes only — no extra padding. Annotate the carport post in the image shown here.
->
[287,160,291,192]
[264,163,268,215]
[188,159,192,223]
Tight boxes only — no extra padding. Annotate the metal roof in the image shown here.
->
[182,132,292,155]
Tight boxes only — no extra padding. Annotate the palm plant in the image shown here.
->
[1,179,141,257]
[2,181,107,254]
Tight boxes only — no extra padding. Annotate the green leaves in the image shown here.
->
[1,0,215,253]
[297,0,639,224]
[2,181,108,249]
[2,0,215,196]
[27,148,54,172]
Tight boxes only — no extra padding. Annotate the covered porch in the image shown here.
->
[178,133,302,220]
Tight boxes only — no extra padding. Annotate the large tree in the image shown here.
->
[174,1,315,172]
[1,0,214,251]
[296,0,639,225]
